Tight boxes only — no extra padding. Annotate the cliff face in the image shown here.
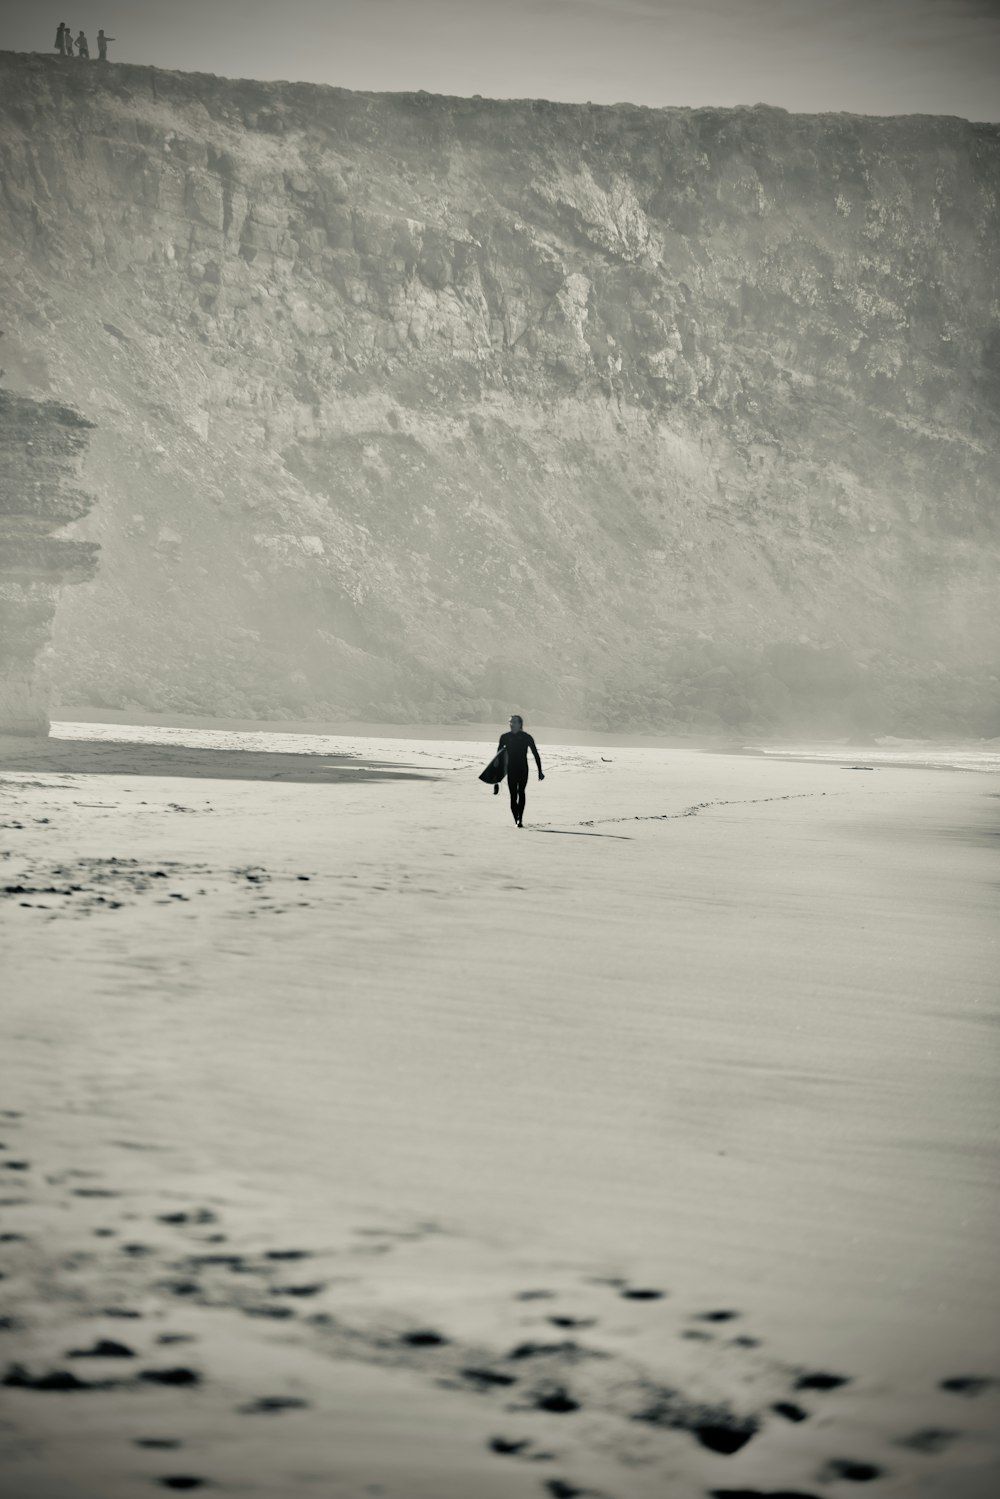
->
[1,52,997,734]
[0,389,98,734]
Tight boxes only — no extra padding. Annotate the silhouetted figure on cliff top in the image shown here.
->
[496,715,544,827]
[97,30,114,61]
[54,22,69,56]
[75,30,89,59]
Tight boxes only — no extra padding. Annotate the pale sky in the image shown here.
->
[3,0,999,119]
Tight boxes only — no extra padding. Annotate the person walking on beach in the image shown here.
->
[495,714,544,827]
[55,22,69,55]
[75,30,89,58]
[97,29,114,61]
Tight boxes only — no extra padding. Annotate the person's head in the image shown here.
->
[509,714,523,731]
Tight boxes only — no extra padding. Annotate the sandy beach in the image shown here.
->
[1,721,997,1499]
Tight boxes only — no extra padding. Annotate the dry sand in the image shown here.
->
[1,721,998,1499]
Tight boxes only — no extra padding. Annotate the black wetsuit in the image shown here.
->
[497,729,542,825]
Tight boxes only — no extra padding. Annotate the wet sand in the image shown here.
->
[1,725,998,1498]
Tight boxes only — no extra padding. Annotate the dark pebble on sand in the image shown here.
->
[103,1307,142,1318]
[274,1282,326,1298]
[4,1161,30,1171]
[939,1375,993,1396]
[620,1287,664,1300]
[818,1459,882,1482]
[157,1334,196,1346]
[242,1304,294,1319]
[462,1367,518,1387]
[135,1438,182,1449]
[894,1428,958,1453]
[68,1339,135,1359]
[159,1479,207,1491]
[164,1281,200,1297]
[699,1309,739,1322]
[546,1483,585,1498]
[237,1395,310,1414]
[4,1364,96,1392]
[489,1436,530,1455]
[263,1248,310,1260]
[548,1316,595,1330]
[534,1388,580,1414]
[794,1371,850,1392]
[692,1419,758,1455]
[0,1233,26,1242]
[772,1401,809,1422]
[139,1367,201,1387]
[401,1329,449,1347]
[710,1491,823,1498]
[72,1187,119,1198]
[158,1210,218,1226]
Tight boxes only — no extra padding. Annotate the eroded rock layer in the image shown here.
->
[0,52,997,733]
[0,390,98,734]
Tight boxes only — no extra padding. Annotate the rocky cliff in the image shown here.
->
[1,51,997,734]
[0,388,98,734]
